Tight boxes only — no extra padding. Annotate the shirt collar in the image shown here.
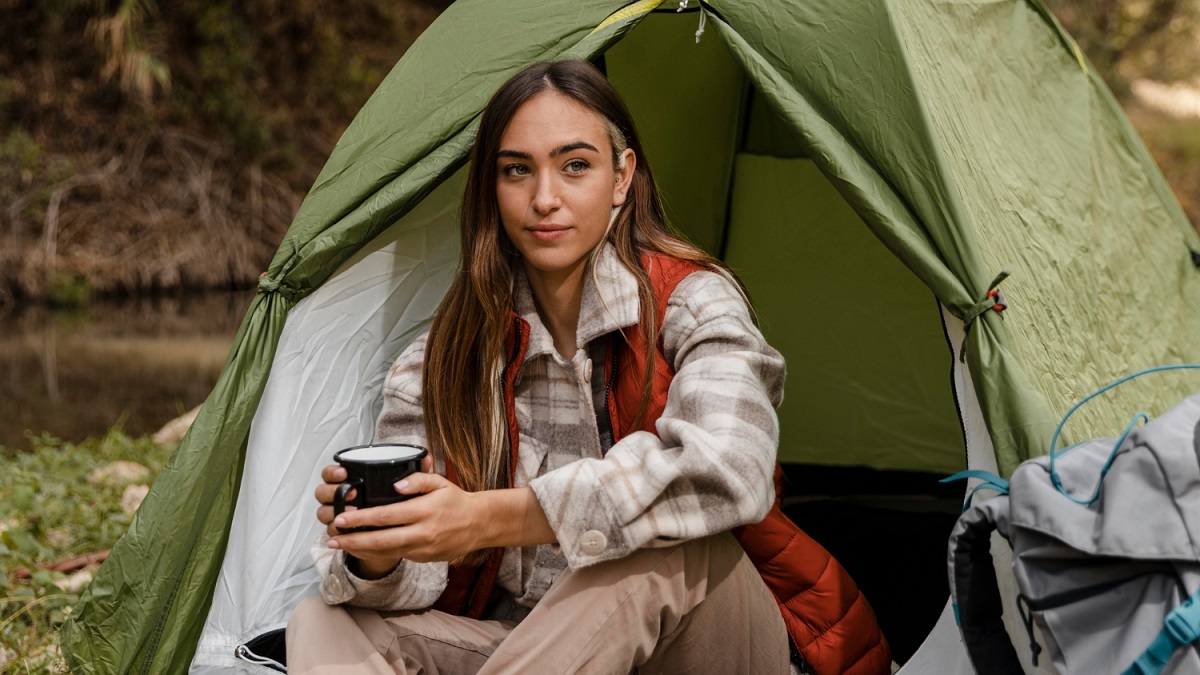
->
[513,243,641,360]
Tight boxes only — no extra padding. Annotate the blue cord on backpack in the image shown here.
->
[1048,364,1200,505]
[939,469,1010,512]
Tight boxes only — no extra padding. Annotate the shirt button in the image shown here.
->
[580,530,607,556]
[327,574,346,597]
[582,358,593,383]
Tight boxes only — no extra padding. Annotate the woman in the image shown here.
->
[287,60,882,674]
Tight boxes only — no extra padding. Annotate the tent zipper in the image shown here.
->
[234,644,286,672]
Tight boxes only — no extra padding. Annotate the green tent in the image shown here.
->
[62,0,1200,672]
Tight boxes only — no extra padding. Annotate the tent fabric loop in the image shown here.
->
[961,269,1011,328]
[257,273,298,302]
[958,268,1012,362]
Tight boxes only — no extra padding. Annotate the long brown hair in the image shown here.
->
[423,60,739,504]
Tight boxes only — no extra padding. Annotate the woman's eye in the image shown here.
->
[502,164,530,177]
[564,160,589,174]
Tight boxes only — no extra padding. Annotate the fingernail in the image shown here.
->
[333,517,345,527]
[395,479,409,491]
[327,539,340,549]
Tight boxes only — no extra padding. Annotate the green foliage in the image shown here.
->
[0,127,41,173]
[184,3,267,156]
[1131,109,1200,227]
[47,273,94,308]
[149,0,408,161]
[0,127,46,226]
[0,429,174,671]
[0,127,78,237]
[1046,0,1200,92]
[2,0,408,166]
[1141,113,1200,158]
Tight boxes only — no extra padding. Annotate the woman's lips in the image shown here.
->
[527,225,570,242]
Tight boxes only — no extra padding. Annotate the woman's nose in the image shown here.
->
[532,174,561,214]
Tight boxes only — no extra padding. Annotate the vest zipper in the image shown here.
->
[500,316,528,417]
[501,315,528,475]
[605,334,618,449]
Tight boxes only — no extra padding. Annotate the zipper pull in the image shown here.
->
[1016,595,1043,667]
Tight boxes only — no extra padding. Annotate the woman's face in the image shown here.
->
[495,90,635,280]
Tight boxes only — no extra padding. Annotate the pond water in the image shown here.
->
[0,291,254,450]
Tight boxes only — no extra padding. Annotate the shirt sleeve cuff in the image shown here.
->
[529,460,632,569]
[312,533,447,610]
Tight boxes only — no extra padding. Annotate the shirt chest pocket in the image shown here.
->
[511,358,604,483]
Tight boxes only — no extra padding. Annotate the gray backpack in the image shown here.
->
[948,389,1200,675]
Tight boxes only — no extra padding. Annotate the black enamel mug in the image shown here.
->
[332,443,428,533]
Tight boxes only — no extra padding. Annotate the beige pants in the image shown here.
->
[287,532,790,674]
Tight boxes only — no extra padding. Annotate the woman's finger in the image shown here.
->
[394,472,449,496]
[315,483,353,505]
[317,504,335,525]
[319,503,356,525]
[332,500,419,531]
[421,453,434,473]
[321,464,347,484]
[330,522,417,556]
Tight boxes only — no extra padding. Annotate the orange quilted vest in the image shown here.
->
[436,251,891,674]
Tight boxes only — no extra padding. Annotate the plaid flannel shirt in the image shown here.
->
[313,244,786,614]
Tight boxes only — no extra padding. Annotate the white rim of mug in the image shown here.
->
[335,444,428,463]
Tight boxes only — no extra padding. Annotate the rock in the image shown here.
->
[121,484,150,514]
[1131,78,1200,119]
[88,461,150,486]
[53,566,96,593]
[44,528,68,548]
[152,405,202,446]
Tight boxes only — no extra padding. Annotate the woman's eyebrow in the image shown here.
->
[495,141,600,161]
[550,141,599,157]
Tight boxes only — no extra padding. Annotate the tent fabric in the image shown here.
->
[60,0,1200,671]
[922,309,1059,675]
[888,0,1200,461]
[724,154,963,472]
[192,174,465,671]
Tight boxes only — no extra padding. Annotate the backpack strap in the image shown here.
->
[947,495,1025,675]
[1123,590,1200,675]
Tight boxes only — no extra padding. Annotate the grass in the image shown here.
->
[0,429,174,672]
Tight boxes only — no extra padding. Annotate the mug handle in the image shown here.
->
[333,478,363,534]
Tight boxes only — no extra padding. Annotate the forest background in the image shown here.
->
[0,0,448,305]
[2,0,1200,306]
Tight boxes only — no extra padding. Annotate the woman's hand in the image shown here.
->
[314,453,434,537]
[314,454,435,578]
[327,473,488,564]
[324,476,558,566]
